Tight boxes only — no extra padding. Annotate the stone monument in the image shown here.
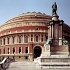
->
[37,2,70,68]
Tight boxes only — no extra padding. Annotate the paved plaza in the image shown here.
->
[6,61,70,70]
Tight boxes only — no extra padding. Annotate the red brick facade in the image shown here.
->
[0,12,70,61]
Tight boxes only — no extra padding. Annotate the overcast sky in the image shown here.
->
[0,0,70,25]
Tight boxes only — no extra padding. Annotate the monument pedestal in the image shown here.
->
[37,2,70,68]
[41,44,50,57]
[37,55,70,68]
[38,44,70,67]
[37,9,70,68]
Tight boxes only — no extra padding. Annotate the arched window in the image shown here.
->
[3,38,5,45]
[18,36,22,43]
[19,47,21,54]
[24,36,28,43]
[36,36,38,42]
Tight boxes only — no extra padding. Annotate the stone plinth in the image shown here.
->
[41,44,51,57]
[37,55,70,68]
[51,45,69,55]
[52,14,59,21]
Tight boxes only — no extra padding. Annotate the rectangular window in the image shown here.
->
[31,35,33,37]
[24,36,28,43]
[3,38,5,45]
[19,47,21,54]
[25,47,28,53]
[41,38,43,42]
[13,48,15,54]
[45,35,48,41]
[8,37,10,44]
[4,48,5,54]
[19,36,22,43]
[12,37,15,44]
[8,48,10,54]
[41,35,43,42]
[31,38,33,41]
[36,36,38,42]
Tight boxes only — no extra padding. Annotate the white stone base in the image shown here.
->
[37,55,70,68]
[41,52,50,57]
[40,65,70,69]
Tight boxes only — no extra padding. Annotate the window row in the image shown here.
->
[0,35,48,45]
[0,47,28,54]
[0,35,28,45]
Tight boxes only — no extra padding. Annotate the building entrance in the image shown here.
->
[33,46,42,58]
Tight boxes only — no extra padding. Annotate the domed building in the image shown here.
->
[0,12,52,61]
[0,12,70,61]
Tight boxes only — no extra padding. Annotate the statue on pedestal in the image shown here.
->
[52,2,57,16]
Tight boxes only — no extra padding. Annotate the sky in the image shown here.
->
[0,0,70,25]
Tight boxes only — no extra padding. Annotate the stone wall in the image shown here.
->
[51,45,69,55]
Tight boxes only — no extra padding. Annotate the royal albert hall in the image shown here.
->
[0,12,70,61]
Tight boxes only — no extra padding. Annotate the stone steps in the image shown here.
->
[7,61,40,70]
[39,62,70,65]
[7,61,70,70]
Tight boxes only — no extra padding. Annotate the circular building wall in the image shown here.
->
[0,12,51,61]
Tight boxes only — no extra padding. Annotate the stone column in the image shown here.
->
[59,20,63,45]
[52,24,53,38]
[40,34,41,42]
[48,25,51,38]
[5,47,8,54]
[28,34,30,42]
[5,37,7,45]
[22,46,24,54]
[33,34,34,42]
[14,47,16,54]
[23,34,24,43]
[15,46,18,54]
[1,48,3,54]
[29,54,33,61]
[10,36,12,45]
[10,47,13,54]
[21,46,22,54]
[28,35,29,43]
[43,34,45,42]
[2,38,3,46]
[15,35,18,44]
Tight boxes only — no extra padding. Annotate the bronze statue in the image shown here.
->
[52,2,57,15]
